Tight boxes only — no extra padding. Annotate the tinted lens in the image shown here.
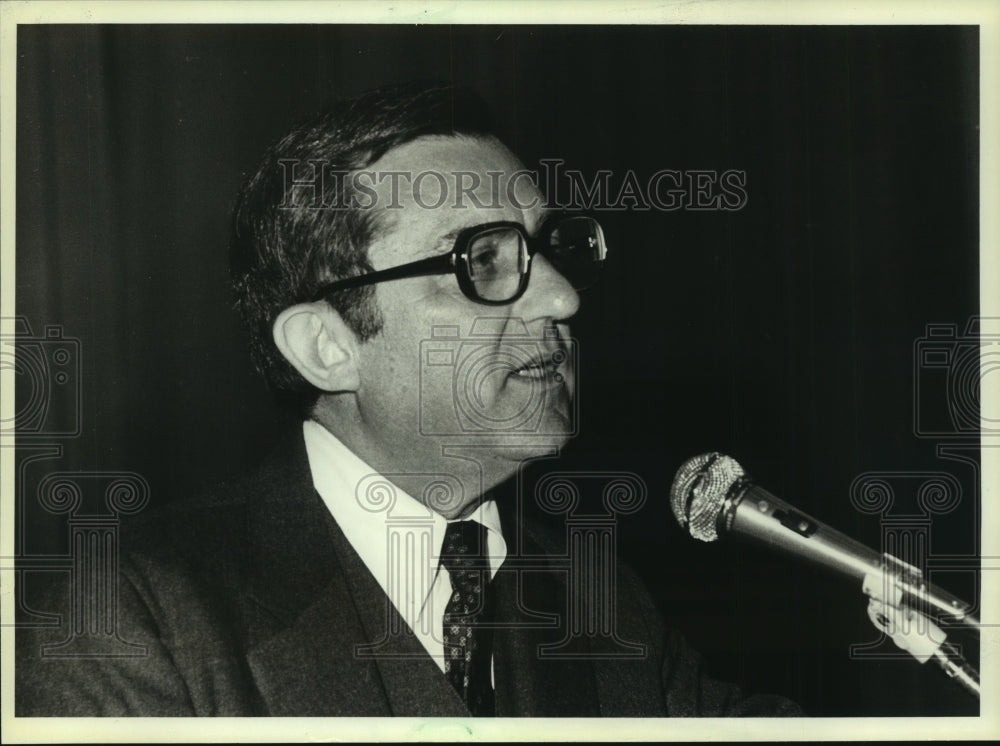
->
[544,216,607,289]
[466,226,527,301]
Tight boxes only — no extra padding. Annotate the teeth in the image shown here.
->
[510,352,567,378]
[514,363,549,377]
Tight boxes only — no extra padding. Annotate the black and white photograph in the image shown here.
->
[1,1,997,741]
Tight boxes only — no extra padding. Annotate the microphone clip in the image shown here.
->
[862,561,980,700]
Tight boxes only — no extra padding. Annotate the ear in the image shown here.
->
[272,302,361,393]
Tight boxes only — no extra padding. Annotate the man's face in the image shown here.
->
[332,135,581,515]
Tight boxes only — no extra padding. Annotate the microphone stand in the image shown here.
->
[931,642,981,699]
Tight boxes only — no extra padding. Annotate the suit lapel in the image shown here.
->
[245,571,391,715]
[327,516,470,717]
[239,431,378,715]
[241,430,466,716]
[238,430,604,716]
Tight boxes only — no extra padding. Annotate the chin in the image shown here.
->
[486,432,574,472]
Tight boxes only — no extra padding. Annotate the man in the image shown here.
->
[16,83,799,717]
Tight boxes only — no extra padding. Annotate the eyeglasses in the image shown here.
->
[311,214,608,306]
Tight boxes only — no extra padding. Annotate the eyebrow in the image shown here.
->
[431,208,557,253]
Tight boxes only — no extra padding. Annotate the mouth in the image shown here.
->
[508,351,568,384]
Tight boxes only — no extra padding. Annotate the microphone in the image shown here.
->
[669,452,980,630]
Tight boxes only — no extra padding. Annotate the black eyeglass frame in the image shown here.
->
[310,214,606,307]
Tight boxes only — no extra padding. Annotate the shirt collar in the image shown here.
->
[302,420,507,601]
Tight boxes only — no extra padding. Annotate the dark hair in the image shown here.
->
[229,82,495,415]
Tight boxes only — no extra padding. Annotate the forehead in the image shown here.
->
[364,135,545,266]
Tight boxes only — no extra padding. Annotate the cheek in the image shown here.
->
[369,285,520,412]
[365,340,417,398]
[363,313,437,420]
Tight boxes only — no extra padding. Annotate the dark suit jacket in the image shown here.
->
[16,432,800,717]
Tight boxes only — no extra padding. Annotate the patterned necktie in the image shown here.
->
[440,520,495,716]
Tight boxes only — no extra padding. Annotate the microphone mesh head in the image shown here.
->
[670,452,746,542]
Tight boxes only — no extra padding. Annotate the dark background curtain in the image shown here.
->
[14,24,980,716]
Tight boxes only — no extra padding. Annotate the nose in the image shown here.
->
[513,253,581,323]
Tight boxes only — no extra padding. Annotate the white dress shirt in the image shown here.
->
[302,420,507,673]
